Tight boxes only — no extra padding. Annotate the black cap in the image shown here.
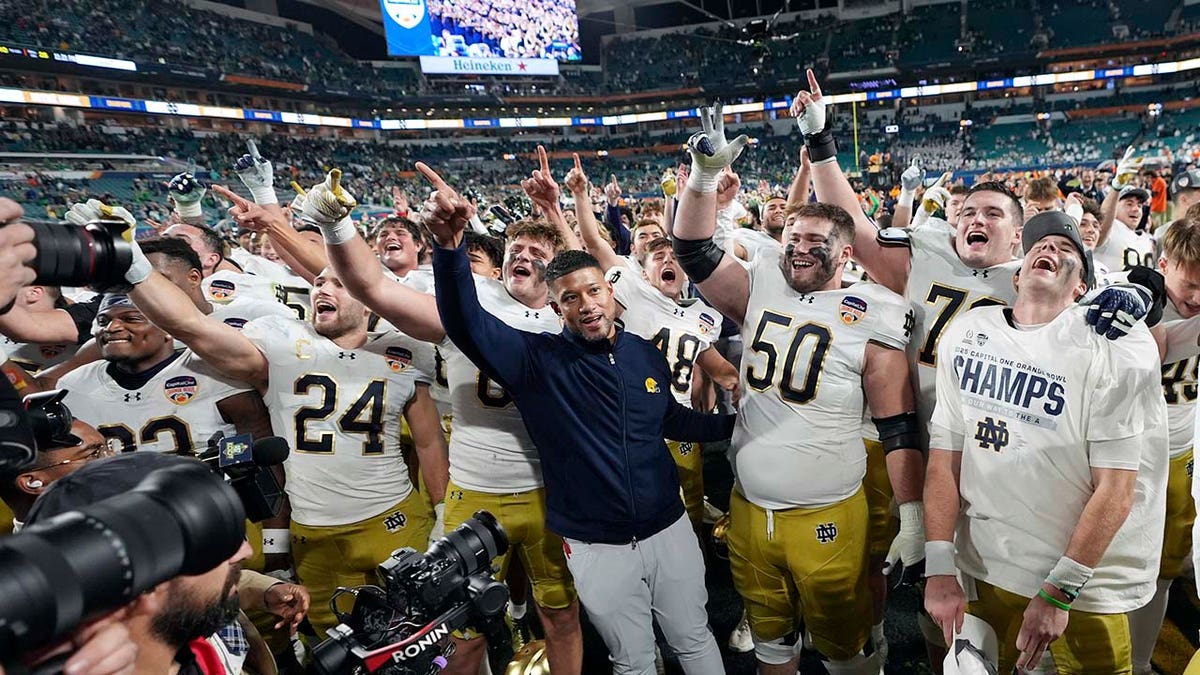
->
[1173,169,1200,196]
[1118,185,1151,203]
[1021,211,1094,288]
[26,452,193,525]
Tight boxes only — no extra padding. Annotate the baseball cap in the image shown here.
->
[1172,169,1200,196]
[1118,185,1151,203]
[942,614,1000,675]
[25,452,192,525]
[1021,210,1094,288]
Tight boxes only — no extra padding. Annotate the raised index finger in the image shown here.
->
[247,139,261,160]
[807,68,822,98]
[415,162,448,190]
[211,184,251,209]
[538,145,550,173]
[573,152,582,172]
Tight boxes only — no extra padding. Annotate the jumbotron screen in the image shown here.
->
[380,0,581,61]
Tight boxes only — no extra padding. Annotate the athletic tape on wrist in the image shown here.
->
[321,216,358,245]
[924,540,956,577]
[687,163,721,194]
[1047,555,1093,593]
[899,189,917,207]
[249,186,278,206]
[897,501,924,533]
[175,200,202,219]
[263,528,291,554]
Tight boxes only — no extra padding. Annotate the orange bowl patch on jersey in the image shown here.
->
[164,375,198,405]
[385,346,413,372]
[839,296,868,325]
[208,279,237,303]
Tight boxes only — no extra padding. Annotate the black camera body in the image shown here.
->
[313,511,511,675]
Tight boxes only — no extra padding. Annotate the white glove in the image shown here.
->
[685,102,749,194]
[1064,197,1084,226]
[66,199,151,286]
[167,171,207,219]
[1111,146,1142,191]
[883,501,925,588]
[900,157,925,192]
[428,502,446,548]
[234,139,277,205]
[301,169,358,244]
[792,90,826,136]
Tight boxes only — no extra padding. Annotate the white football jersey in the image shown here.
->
[384,266,435,295]
[931,306,1166,613]
[58,350,252,454]
[1094,223,1156,273]
[607,266,720,407]
[904,226,1020,448]
[242,315,435,527]
[210,295,295,330]
[442,276,560,493]
[203,269,282,307]
[1160,300,1198,458]
[0,336,77,373]
[733,247,914,510]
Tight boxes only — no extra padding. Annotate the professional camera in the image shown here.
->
[0,387,92,477]
[312,511,511,675]
[0,459,247,662]
[10,217,134,291]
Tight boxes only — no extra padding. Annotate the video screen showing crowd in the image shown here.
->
[3,68,1200,675]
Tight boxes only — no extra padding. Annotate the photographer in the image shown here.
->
[25,452,310,675]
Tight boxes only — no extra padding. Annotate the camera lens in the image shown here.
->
[428,510,508,579]
[0,462,245,653]
[25,220,133,289]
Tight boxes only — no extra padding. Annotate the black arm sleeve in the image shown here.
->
[63,297,101,345]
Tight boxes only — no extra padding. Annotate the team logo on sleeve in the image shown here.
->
[208,279,237,303]
[223,317,247,329]
[164,375,198,405]
[385,346,413,372]
[645,377,661,394]
[839,296,868,325]
[698,312,716,336]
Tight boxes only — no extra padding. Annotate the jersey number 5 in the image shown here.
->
[293,374,387,455]
[745,310,831,405]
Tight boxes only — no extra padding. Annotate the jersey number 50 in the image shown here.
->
[745,310,831,405]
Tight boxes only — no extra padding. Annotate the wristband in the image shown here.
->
[803,118,838,164]
[263,528,291,554]
[249,185,278,206]
[1037,588,1072,611]
[319,216,358,245]
[924,539,956,577]
[897,501,923,533]
[898,188,917,208]
[175,200,203,219]
[1046,555,1093,595]
[686,162,721,194]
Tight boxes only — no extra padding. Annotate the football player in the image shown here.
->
[673,103,924,675]
[925,212,1166,672]
[303,170,584,675]
[121,235,449,633]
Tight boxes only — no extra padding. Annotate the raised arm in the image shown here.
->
[1097,146,1142,249]
[565,153,623,271]
[604,176,632,255]
[786,147,813,209]
[420,163,537,391]
[291,170,445,343]
[130,269,269,391]
[212,185,327,282]
[798,69,911,294]
[523,146,582,251]
[672,103,752,324]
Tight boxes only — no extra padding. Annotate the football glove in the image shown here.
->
[428,502,446,548]
[900,157,925,192]
[686,102,749,194]
[1111,146,1143,191]
[167,171,206,219]
[883,501,925,588]
[301,169,358,244]
[1083,282,1151,340]
[65,199,151,287]
[234,139,277,205]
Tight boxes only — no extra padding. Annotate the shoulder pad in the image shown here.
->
[876,227,912,248]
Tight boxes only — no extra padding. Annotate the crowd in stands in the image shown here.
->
[429,0,580,60]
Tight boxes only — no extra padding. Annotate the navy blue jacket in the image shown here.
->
[433,243,735,544]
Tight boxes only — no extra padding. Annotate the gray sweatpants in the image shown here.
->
[562,514,723,675]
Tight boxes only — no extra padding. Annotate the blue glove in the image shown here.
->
[1084,283,1151,340]
[168,171,207,218]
